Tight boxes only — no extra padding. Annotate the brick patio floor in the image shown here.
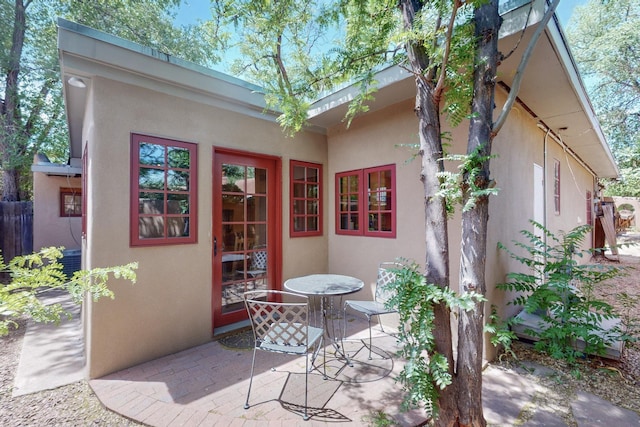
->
[89,316,430,426]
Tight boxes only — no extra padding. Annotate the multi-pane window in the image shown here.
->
[554,159,561,215]
[336,164,396,238]
[60,188,82,217]
[130,133,197,246]
[586,190,592,226]
[290,160,322,237]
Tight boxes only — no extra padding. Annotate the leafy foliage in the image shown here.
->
[567,0,640,197]
[1,0,224,200]
[386,260,484,417]
[0,247,137,336]
[495,221,629,363]
[215,0,481,134]
[436,144,500,215]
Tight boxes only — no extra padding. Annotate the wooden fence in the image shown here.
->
[0,201,33,263]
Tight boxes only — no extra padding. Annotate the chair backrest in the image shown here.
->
[244,290,310,348]
[251,250,267,270]
[375,262,401,304]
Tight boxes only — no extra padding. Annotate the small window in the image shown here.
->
[60,188,82,217]
[290,160,322,237]
[586,191,592,226]
[336,164,396,238]
[130,133,197,246]
[554,159,561,215]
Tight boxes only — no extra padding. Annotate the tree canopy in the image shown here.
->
[567,0,640,196]
[1,0,224,200]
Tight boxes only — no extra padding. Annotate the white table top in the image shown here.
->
[284,274,364,296]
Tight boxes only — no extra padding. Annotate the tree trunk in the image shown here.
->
[455,1,501,426]
[1,0,27,201]
[399,0,457,423]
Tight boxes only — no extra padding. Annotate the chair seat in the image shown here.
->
[239,269,266,278]
[344,299,396,317]
[258,323,323,355]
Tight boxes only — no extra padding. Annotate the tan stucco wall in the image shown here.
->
[32,172,82,251]
[83,74,599,377]
[84,77,328,378]
[325,89,597,359]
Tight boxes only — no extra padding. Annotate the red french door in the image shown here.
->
[212,149,281,329]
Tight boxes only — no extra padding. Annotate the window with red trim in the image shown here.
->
[554,159,561,215]
[60,188,82,217]
[130,133,197,246]
[290,160,322,237]
[336,164,396,238]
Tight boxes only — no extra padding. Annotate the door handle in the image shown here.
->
[214,237,217,256]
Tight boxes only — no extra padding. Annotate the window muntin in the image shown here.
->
[290,160,322,237]
[60,188,82,217]
[336,164,396,238]
[130,133,197,246]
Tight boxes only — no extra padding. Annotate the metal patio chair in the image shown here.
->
[243,290,325,421]
[344,262,400,359]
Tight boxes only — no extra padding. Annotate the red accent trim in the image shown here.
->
[364,164,396,238]
[130,133,198,247]
[211,147,282,330]
[82,144,88,238]
[289,160,323,237]
[335,164,396,238]
[60,187,82,217]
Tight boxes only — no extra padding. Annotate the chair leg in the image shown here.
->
[244,348,257,409]
[304,348,310,420]
[367,315,373,360]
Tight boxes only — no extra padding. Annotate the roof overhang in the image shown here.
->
[57,18,280,162]
[57,0,618,179]
[307,0,619,179]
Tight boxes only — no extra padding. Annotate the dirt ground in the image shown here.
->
[493,230,640,423]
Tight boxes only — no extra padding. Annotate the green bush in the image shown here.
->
[495,221,628,363]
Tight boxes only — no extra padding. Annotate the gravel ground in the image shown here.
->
[0,318,141,426]
[1,234,638,426]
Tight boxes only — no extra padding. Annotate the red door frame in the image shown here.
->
[211,147,282,330]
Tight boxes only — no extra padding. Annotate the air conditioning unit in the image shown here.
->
[61,248,82,279]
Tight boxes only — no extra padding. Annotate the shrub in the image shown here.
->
[0,247,137,336]
[495,221,628,363]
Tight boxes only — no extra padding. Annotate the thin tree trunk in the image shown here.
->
[456,1,500,426]
[399,0,457,423]
[2,0,28,201]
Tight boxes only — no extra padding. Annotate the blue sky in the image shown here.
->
[175,0,588,27]
[174,0,588,72]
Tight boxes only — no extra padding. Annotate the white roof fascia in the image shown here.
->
[57,19,278,124]
[544,13,619,177]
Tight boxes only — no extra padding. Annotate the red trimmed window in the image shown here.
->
[60,188,82,217]
[82,145,88,237]
[130,133,197,246]
[586,191,592,226]
[336,164,396,238]
[290,160,322,237]
[554,159,561,215]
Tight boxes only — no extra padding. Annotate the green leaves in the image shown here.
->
[0,247,137,336]
[494,221,631,364]
[386,259,484,416]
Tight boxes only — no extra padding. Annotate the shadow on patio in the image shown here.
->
[89,314,430,426]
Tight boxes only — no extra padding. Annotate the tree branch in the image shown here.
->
[434,0,462,103]
[493,0,561,134]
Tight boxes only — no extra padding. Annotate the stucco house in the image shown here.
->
[54,0,618,379]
